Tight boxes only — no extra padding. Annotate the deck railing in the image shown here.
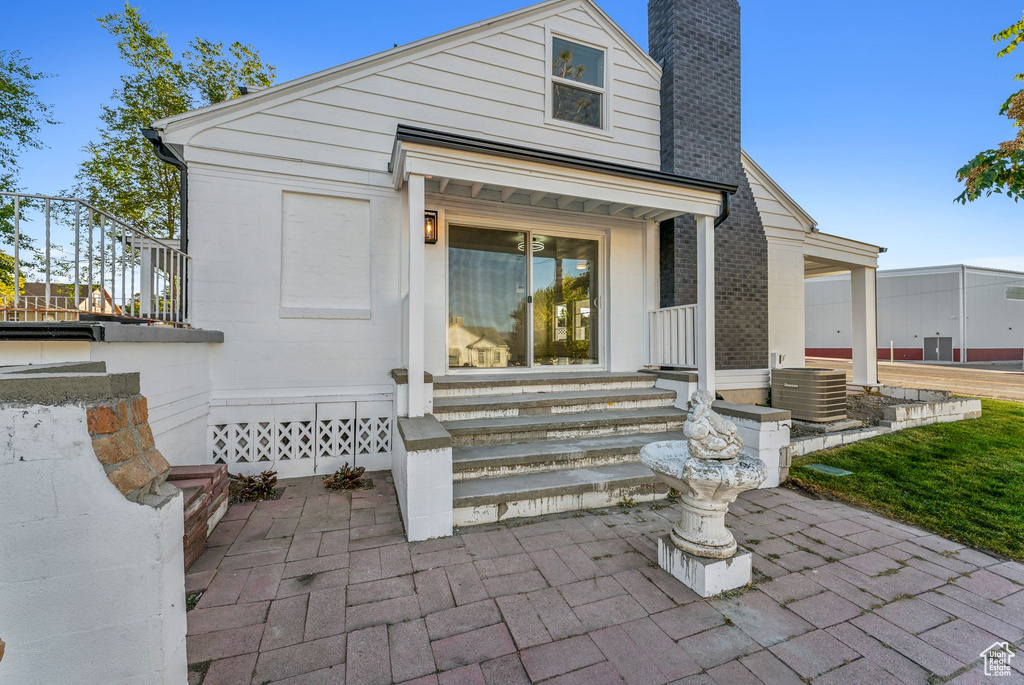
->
[0,192,191,326]
[649,304,697,368]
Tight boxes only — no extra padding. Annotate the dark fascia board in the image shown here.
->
[393,125,738,196]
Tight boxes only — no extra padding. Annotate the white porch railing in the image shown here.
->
[649,304,697,368]
[1,192,191,326]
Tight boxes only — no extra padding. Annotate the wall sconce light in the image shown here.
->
[424,210,438,244]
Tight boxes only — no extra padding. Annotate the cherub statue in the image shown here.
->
[683,389,743,461]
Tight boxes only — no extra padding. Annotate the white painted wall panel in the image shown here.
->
[965,270,1024,349]
[280,192,372,315]
[608,223,645,372]
[805,277,852,349]
[188,166,401,393]
[806,273,957,355]
[767,240,806,366]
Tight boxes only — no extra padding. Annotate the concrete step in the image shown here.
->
[432,372,656,398]
[452,431,687,481]
[453,462,669,526]
[433,387,677,421]
[442,407,688,447]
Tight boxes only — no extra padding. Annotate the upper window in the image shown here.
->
[551,37,605,129]
[1006,285,1024,301]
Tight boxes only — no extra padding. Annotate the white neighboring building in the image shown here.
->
[807,265,1024,363]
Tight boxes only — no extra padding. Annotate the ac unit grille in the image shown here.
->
[771,369,847,422]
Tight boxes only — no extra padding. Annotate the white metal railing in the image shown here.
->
[0,192,191,326]
[649,303,697,367]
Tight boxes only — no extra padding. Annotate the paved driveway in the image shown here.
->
[184,475,1024,684]
[807,357,1024,402]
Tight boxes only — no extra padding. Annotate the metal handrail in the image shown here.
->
[1,191,191,326]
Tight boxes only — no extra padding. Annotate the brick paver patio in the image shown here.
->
[185,474,1024,684]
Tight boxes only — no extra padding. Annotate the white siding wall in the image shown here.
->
[186,4,661,175]
[180,2,662,408]
[965,270,1024,350]
[747,170,807,233]
[746,163,811,368]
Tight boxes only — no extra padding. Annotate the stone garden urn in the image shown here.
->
[641,390,767,561]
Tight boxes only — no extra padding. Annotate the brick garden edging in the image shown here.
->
[167,465,230,569]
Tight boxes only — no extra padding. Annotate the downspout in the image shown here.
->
[713,190,732,228]
[960,264,967,363]
[141,128,188,253]
[141,127,189,323]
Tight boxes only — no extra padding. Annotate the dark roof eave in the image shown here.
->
[393,124,737,196]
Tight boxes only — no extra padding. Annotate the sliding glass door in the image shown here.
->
[531,234,599,366]
[448,225,601,371]
[448,226,528,369]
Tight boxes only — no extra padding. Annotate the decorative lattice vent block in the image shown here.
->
[208,400,392,475]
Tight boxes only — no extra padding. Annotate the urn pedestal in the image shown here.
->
[640,391,767,597]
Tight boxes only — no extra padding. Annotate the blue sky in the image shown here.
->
[8,0,1023,271]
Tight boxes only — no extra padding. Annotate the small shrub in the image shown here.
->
[617,494,637,509]
[229,469,278,503]
[323,462,366,491]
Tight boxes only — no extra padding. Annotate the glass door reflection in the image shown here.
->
[532,234,599,366]
[447,226,528,368]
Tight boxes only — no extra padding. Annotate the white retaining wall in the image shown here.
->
[1,340,215,465]
[732,417,791,489]
[392,439,453,542]
[788,396,983,458]
[0,404,187,684]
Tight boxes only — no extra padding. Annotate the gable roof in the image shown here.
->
[462,326,511,349]
[741,150,818,232]
[151,0,659,139]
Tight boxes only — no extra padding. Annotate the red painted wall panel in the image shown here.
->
[807,348,1023,362]
[966,348,1024,362]
[805,348,923,361]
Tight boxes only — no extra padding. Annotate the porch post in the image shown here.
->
[643,219,660,366]
[696,214,716,395]
[850,266,878,387]
[407,173,426,417]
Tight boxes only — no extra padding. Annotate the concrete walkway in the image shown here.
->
[185,474,1024,684]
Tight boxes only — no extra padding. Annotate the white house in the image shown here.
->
[3,0,882,539]
[807,264,1024,363]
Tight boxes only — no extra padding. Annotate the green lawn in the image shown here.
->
[789,398,1024,561]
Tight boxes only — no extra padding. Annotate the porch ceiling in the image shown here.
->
[422,177,686,222]
[804,231,883,277]
[391,125,730,221]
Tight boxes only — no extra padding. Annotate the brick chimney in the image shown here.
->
[649,0,768,372]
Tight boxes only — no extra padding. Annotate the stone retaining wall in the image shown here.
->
[784,393,984,473]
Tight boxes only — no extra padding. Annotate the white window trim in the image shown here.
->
[544,27,614,138]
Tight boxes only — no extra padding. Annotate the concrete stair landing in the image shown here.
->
[435,372,683,527]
